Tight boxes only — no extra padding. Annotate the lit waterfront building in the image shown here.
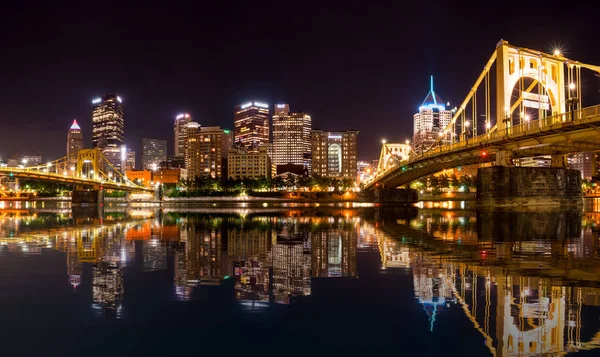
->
[311,129,358,180]
[66,120,84,166]
[173,113,192,157]
[184,125,229,179]
[183,122,201,179]
[234,101,270,152]
[20,155,42,167]
[102,145,135,173]
[569,152,596,180]
[272,104,312,171]
[413,76,452,154]
[227,145,272,180]
[141,138,167,171]
[92,93,124,149]
[518,156,551,168]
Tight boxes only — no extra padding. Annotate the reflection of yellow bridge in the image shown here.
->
[366,40,600,190]
[0,148,152,193]
[364,219,600,356]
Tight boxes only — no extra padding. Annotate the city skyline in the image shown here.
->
[1,3,600,163]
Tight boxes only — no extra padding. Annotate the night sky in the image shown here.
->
[1,1,599,164]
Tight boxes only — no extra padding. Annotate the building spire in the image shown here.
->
[70,119,81,130]
[430,75,436,104]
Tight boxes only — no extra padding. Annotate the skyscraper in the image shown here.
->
[173,113,192,157]
[311,130,358,180]
[92,93,124,149]
[272,104,312,170]
[413,76,452,154]
[185,125,229,179]
[66,119,84,163]
[184,122,201,179]
[141,138,167,170]
[234,101,270,152]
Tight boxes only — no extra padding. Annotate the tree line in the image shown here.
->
[166,175,356,197]
[410,174,476,195]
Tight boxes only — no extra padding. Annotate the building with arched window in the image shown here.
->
[310,130,358,181]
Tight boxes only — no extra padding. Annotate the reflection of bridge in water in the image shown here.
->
[363,208,600,356]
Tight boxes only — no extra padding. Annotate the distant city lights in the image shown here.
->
[92,98,101,104]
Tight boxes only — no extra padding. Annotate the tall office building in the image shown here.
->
[413,76,452,154]
[66,119,84,162]
[173,113,192,157]
[92,93,124,149]
[141,138,167,170]
[227,145,272,180]
[569,152,596,180]
[184,122,201,178]
[234,101,270,152]
[272,104,312,170]
[185,124,229,179]
[311,130,359,180]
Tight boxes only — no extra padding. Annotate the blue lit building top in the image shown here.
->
[419,76,446,112]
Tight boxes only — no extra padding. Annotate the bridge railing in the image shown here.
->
[0,167,149,190]
[369,105,600,184]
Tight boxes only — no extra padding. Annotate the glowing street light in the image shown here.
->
[405,139,410,145]
[485,122,491,129]
[569,82,576,90]
[553,49,561,56]
[524,115,530,121]
[465,121,470,128]
[381,139,387,145]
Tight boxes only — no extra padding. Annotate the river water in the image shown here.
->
[2,200,600,356]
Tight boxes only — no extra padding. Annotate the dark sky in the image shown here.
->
[1,1,599,164]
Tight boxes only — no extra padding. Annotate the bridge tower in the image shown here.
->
[76,148,101,180]
[495,40,566,135]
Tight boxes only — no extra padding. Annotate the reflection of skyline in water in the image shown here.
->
[2,203,600,355]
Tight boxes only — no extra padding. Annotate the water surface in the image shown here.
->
[1,200,600,356]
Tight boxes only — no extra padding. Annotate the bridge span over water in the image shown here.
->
[366,40,600,195]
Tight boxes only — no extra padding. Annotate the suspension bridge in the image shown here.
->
[0,148,153,195]
[365,40,600,203]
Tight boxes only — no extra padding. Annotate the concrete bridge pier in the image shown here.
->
[71,189,104,205]
[371,185,419,204]
[476,165,582,207]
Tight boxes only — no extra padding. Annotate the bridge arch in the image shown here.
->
[496,41,566,131]
[376,143,411,175]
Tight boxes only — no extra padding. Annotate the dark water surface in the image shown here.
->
[2,200,600,356]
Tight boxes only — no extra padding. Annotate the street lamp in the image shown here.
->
[464,121,471,144]
[567,82,578,121]
[381,139,387,145]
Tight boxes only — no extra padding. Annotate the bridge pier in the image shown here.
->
[370,186,418,204]
[476,166,582,207]
[72,189,104,205]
